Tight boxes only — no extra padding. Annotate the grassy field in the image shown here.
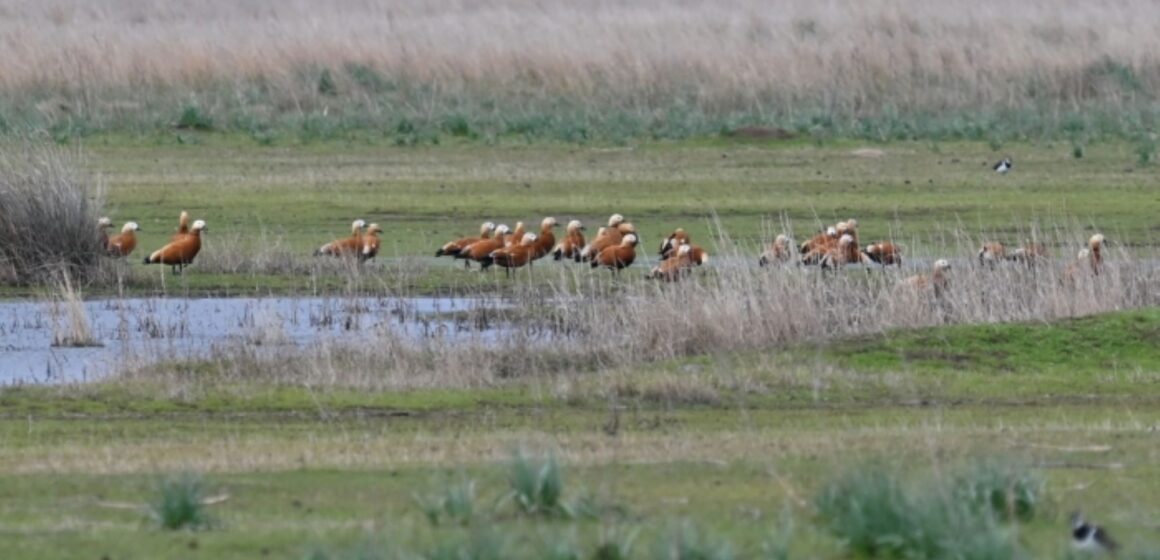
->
[5,1,1160,143]
[0,137,1157,558]
[21,134,1149,297]
[1,310,1158,558]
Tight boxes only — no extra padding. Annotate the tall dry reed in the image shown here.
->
[116,225,1158,392]
[0,138,105,283]
[4,0,1159,138]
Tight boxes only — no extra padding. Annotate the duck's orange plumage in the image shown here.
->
[659,228,691,259]
[507,221,526,248]
[491,233,538,276]
[144,220,205,274]
[531,217,558,261]
[97,217,113,250]
[650,243,695,281]
[437,222,496,258]
[315,219,366,258]
[900,259,951,298]
[593,233,638,272]
[863,241,902,267]
[758,234,793,267]
[172,211,190,241]
[463,225,511,269]
[977,242,1006,265]
[360,223,383,262]
[106,222,140,258]
[553,220,586,261]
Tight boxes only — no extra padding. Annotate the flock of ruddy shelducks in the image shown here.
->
[96,211,1109,292]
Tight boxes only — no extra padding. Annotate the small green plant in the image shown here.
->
[413,477,476,526]
[176,106,214,131]
[651,521,735,560]
[1135,134,1156,166]
[816,465,1026,559]
[421,528,508,560]
[506,450,569,517]
[318,69,338,96]
[953,459,1044,522]
[593,526,639,560]
[761,508,795,560]
[148,472,214,531]
[1072,142,1085,159]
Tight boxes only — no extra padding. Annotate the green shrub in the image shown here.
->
[953,459,1044,522]
[413,477,476,527]
[148,472,215,531]
[176,105,214,131]
[505,450,568,517]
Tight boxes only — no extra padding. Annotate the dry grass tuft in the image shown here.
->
[115,224,1159,393]
[2,1,1158,136]
[0,138,105,283]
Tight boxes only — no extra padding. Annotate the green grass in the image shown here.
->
[0,310,1157,557]
[41,135,1156,296]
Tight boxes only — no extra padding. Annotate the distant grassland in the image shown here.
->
[4,0,1160,144]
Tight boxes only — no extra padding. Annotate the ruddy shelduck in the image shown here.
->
[314,219,367,258]
[172,211,191,241]
[507,221,526,248]
[461,224,511,269]
[659,228,691,259]
[1007,241,1049,266]
[144,220,206,274]
[799,226,840,263]
[758,234,793,267]
[97,217,113,249]
[490,233,538,277]
[106,222,140,258]
[593,233,638,273]
[818,234,868,270]
[1066,234,1106,278]
[862,241,902,267]
[436,221,496,260]
[900,259,951,298]
[977,242,1006,266]
[650,243,696,281]
[360,223,383,263]
[531,217,558,261]
[553,220,587,262]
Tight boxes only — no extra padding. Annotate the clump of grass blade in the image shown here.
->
[505,450,570,518]
[148,472,215,531]
[815,466,1025,559]
[0,139,104,284]
[413,476,476,527]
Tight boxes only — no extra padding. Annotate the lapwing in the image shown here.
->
[993,157,1013,174]
[1071,511,1117,553]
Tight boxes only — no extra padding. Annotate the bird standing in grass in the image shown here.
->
[1070,511,1117,553]
[106,222,140,258]
[552,220,586,262]
[531,217,558,262]
[993,157,1013,174]
[490,233,538,277]
[97,217,113,249]
[900,259,951,298]
[593,233,638,273]
[314,219,367,258]
[173,210,190,240]
[862,241,902,268]
[650,242,696,281]
[436,221,496,262]
[360,223,383,263]
[759,234,793,267]
[461,224,510,270]
[144,219,206,274]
